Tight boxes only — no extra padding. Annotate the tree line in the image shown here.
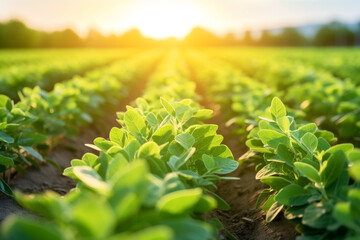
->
[0,19,359,48]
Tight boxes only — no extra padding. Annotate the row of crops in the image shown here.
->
[185,49,360,239]
[0,48,359,239]
[0,49,137,100]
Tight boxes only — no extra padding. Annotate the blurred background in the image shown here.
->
[0,0,359,48]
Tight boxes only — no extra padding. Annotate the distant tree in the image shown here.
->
[258,30,276,46]
[222,33,238,46]
[277,27,306,46]
[242,30,253,46]
[0,20,38,48]
[86,29,106,47]
[314,21,354,46]
[355,22,360,46]
[182,27,221,47]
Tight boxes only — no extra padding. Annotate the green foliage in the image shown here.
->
[1,51,238,240]
[247,97,360,239]
[0,51,159,195]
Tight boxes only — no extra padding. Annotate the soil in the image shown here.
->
[183,55,299,240]
[0,54,162,222]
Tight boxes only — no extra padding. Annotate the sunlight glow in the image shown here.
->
[125,1,203,39]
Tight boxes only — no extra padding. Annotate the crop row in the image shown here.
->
[186,50,360,239]
[190,49,360,146]
[0,49,136,100]
[0,50,160,196]
[1,50,239,240]
[206,48,360,85]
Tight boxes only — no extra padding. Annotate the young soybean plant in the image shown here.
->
[247,97,360,240]
[1,97,239,240]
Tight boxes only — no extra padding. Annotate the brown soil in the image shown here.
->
[0,54,162,222]
[183,54,299,240]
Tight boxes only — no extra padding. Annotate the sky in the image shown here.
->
[0,0,359,38]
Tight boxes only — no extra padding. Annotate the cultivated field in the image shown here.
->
[0,48,359,240]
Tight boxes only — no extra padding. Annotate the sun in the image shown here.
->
[127,1,202,39]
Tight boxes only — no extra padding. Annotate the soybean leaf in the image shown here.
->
[266,202,284,223]
[109,127,127,147]
[0,131,14,143]
[73,166,108,194]
[0,178,13,196]
[277,116,290,133]
[160,97,176,117]
[21,146,43,161]
[125,110,146,137]
[0,154,14,166]
[260,176,292,191]
[270,97,286,119]
[320,150,346,187]
[294,162,321,183]
[301,133,318,152]
[157,188,202,215]
[175,133,195,150]
[275,184,310,206]
[258,130,290,148]
[146,112,158,128]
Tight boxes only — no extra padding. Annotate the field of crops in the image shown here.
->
[0,48,359,240]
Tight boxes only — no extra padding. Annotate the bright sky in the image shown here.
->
[0,0,359,38]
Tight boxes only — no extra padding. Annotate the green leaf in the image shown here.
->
[325,143,354,155]
[168,148,195,171]
[0,131,14,143]
[2,216,64,240]
[0,178,13,196]
[266,202,283,223]
[302,202,334,229]
[276,144,294,166]
[160,97,176,117]
[275,184,310,206]
[71,194,116,239]
[202,154,215,171]
[18,132,46,146]
[256,189,270,209]
[15,191,64,219]
[125,110,146,137]
[0,154,14,166]
[157,188,202,215]
[260,176,292,191]
[175,133,195,150]
[277,116,290,133]
[212,157,239,174]
[137,141,160,159]
[270,97,286,119]
[317,137,330,151]
[124,139,141,160]
[333,202,358,231]
[348,189,360,216]
[151,124,174,145]
[320,150,346,187]
[73,166,108,194]
[21,146,43,161]
[111,226,173,240]
[82,153,98,167]
[258,129,290,148]
[262,195,276,211]
[294,162,321,183]
[194,195,217,213]
[109,127,127,147]
[106,154,128,180]
[301,132,318,152]
[146,112,159,127]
